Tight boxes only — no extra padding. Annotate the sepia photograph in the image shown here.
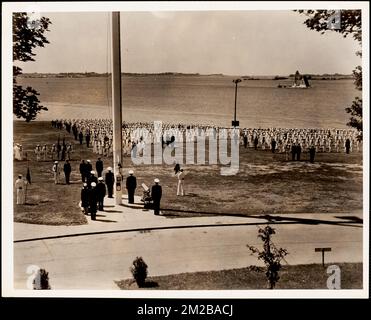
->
[2,2,369,299]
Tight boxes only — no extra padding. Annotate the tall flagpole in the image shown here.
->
[111,12,123,204]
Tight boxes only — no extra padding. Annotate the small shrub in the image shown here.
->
[33,268,51,290]
[130,256,148,287]
[247,226,288,289]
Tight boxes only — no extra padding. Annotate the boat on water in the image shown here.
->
[278,70,311,89]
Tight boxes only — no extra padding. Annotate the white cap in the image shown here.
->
[98,177,103,181]
[154,178,160,183]
[54,161,58,164]
[91,182,96,187]
[90,170,95,175]
[83,183,87,187]
[129,170,134,175]
[87,160,91,163]
[107,167,112,171]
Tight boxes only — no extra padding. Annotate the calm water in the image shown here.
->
[18,75,358,128]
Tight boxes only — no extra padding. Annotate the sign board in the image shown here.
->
[232,120,239,127]
[315,248,332,252]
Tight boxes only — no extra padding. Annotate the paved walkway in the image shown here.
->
[13,195,363,290]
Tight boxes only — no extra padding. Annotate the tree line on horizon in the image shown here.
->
[13,10,363,137]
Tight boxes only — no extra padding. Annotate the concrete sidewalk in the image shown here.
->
[12,195,363,290]
[14,194,363,242]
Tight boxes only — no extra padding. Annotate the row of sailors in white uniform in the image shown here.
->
[59,119,361,154]
[34,143,74,161]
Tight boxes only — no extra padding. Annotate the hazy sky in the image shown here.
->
[18,11,361,75]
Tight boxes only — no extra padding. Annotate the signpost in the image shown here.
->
[315,247,332,266]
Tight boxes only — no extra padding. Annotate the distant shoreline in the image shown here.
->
[18,72,353,80]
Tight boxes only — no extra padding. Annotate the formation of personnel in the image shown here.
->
[80,176,107,220]
[33,142,74,162]
[52,119,362,159]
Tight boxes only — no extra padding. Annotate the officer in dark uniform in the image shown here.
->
[79,159,87,182]
[126,170,137,204]
[345,138,351,154]
[271,138,277,153]
[85,160,93,182]
[96,157,104,177]
[63,160,72,184]
[81,183,89,215]
[96,177,106,211]
[105,167,114,198]
[78,131,83,145]
[254,137,259,150]
[291,143,297,161]
[151,178,162,215]
[243,135,248,149]
[87,170,98,188]
[296,143,302,161]
[309,145,316,163]
[89,182,98,220]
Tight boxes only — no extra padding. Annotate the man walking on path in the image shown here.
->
[105,167,114,198]
[151,178,162,215]
[126,170,137,204]
[177,168,185,196]
[96,157,104,177]
[52,161,61,184]
[63,160,72,185]
[96,177,106,211]
[15,174,28,205]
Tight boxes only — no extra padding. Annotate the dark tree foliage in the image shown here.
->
[13,12,51,121]
[247,226,288,289]
[296,10,362,137]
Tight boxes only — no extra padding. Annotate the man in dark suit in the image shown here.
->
[96,157,104,177]
[63,160,72,185]
[151,178,162,215]
[126,170,137,204]
[105,167,114,198]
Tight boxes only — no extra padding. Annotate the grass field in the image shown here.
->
[13,121,363,225]
[115,263,362,290]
